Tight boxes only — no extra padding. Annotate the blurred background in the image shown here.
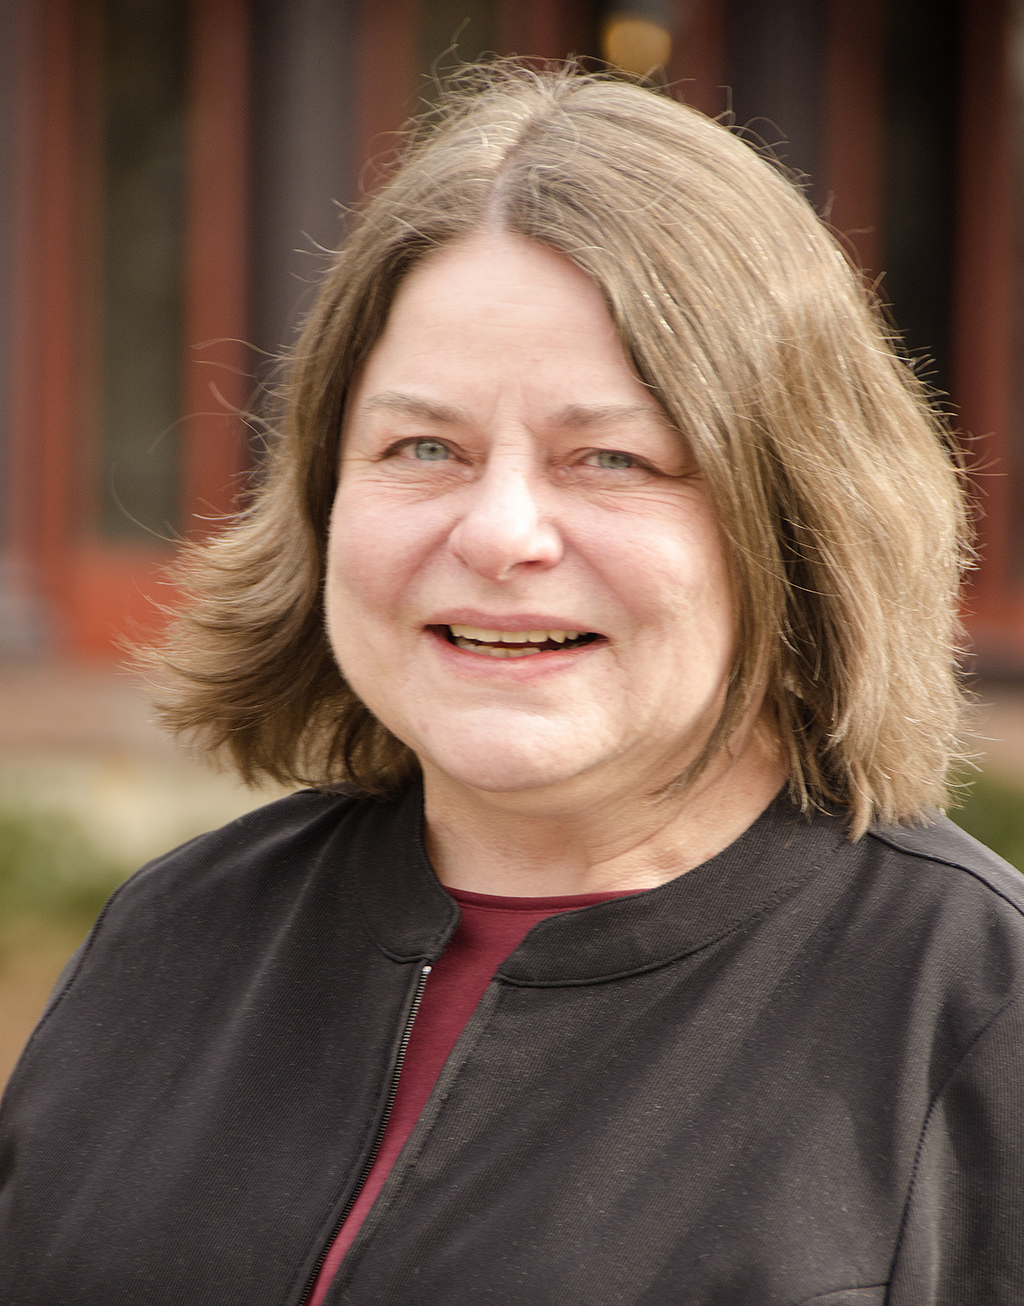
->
[3,0,1024,1084]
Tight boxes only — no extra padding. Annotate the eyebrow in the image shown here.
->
[362,392,471,425]
[552,403,671,431]
[361,391,670,432]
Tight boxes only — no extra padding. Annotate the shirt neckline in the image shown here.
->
[349,781,847,986]
[447,886,639,911]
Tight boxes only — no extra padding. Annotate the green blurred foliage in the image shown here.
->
[0,775,1020,950]
[0,804,131,938]
[949,772,1024,873]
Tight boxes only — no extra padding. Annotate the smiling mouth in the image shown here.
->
[439,624,602,659]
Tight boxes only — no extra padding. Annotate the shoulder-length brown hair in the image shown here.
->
[147,63,972,836]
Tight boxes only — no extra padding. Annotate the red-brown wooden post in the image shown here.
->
[180,0,253,533]
[955,0,1018,661]
[821,0,884,280]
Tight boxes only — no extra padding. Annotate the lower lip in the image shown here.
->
[425,627,605,676]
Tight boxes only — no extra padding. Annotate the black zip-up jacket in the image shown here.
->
[2,784,1024,1305]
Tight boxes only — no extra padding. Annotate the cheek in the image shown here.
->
[325,497,398,688]
[325,489,445,620]
[326,512,377,615]
[681,530,736,658]
[591,506,733,633]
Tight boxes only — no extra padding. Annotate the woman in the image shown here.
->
[2,65,1022,1306]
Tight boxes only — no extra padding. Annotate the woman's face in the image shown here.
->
[326,234,738,805]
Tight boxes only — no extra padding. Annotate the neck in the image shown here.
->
[421,723,788,896]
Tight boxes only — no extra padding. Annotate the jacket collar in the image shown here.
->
[348,780,847,985]
[347,781,460,963]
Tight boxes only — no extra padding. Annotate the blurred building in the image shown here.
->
[0,0,1019,669]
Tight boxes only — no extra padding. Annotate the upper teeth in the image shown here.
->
[448,625,581,644]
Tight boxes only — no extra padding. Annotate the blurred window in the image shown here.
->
[1012,0,1024,580]
[99,0,186,541]
[419,0,500,92]
[881,0,959,401]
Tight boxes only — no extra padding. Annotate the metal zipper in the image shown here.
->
[298,962,432,1305]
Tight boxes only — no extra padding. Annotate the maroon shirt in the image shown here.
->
[308,885,630,1305]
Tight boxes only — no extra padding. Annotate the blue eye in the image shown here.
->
[412,439,450,461]
[591,450,635,470]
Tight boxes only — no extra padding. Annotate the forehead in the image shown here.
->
[389,231,612,327]
[346,233,662,428]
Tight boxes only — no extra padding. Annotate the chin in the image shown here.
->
[417,734,593,797]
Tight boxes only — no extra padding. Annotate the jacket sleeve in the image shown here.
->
[888,996,1024,1305]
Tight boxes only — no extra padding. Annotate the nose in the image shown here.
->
[448,458,563,581]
